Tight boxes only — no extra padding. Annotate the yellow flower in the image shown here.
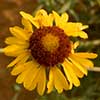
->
[4,9,97,95]
[20,9,88,39]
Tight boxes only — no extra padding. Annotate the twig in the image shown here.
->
[88,67,100,72]
[80,39,100,46]
[0,48,4,53]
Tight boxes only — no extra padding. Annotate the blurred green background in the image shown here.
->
[0,0,100,100]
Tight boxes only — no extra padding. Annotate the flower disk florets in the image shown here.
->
[29,26,71,67]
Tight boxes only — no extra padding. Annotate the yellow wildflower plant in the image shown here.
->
[4,9,97,95]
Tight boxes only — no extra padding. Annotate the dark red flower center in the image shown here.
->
[29,26,71,67]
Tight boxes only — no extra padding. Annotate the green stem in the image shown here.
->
[80,39,100,46]
[88,67,100,72]
[0,48,4,53]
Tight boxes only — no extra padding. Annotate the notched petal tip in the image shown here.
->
[61,12,69,22]
[52,10,59,17]
[36,9,47,15]
[91,53,98,58]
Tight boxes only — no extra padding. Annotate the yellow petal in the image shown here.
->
[47,67,54,93]
[16,69,29,84]
[70,41,75,53]
[22,18,33,33]
[23,60,39,88]
[73,53,98,59]
[64,22,82,33]
[7,52,29,67]
[4,45,27,57]
[11,61,33,76]
[16,61,35,84]
[23,60,40,90]
[35,9,53,27]
[61,12,69,22]
[69,82,73,90]
[77,31,88,39]
[18,53,30,64]
[69,55,87,75]
[23,66,39,90]
[35,9,48,18]
[52,66,69,93]
[9,26,29,40]
[4,44,27,53]
[48,13,54,26]
[81,25,89,30]
[73,41,80,49]
[62,62,72,85]
[27,67,46,92]
[52,11,61,26]
[62,60,80,87]
[64,22,88,39]
[27,71,39,91]
[70,64,84,78]
[67,31,88,39]
[20,11,39,28]
[5,37,28,46]
[72,55,94,68]
[37,66,46,95]
[11,64,26,76]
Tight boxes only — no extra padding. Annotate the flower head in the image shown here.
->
[4,9,97,95]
